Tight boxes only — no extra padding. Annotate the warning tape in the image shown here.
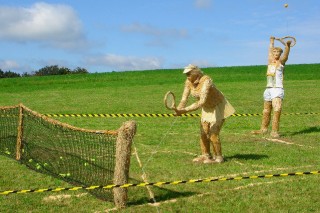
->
[44,113,199,118]
[1,170,318,195]
[43,112,319,118]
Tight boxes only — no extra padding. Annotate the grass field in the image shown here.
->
[0,64,319,212]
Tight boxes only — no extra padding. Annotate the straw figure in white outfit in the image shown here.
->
[252,36,292,138]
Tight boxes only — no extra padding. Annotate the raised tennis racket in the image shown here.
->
[275,36,296,47]
[164,91,176,110]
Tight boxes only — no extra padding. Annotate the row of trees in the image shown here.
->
[0,70,21,78]
[0,65,89,78]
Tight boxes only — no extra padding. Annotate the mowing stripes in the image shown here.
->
[43,112,319,118]
[1,170,319,196]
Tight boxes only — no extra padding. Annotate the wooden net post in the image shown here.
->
[113,120,137,209]
[16,104,24,160]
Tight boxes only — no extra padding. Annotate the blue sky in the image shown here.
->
[0,0,319,73]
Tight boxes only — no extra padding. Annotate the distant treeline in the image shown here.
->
[0,65,88,78]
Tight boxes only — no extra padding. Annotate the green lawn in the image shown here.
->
[0,64,319,212]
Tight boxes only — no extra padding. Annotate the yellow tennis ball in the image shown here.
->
[284,4,288,8]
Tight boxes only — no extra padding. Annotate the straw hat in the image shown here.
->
[183,64,201,74]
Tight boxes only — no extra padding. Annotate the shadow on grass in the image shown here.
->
[127,185,197,206]
[289,126,320,136]
[225,154,268,161]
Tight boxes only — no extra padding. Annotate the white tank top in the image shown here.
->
[266,64,284,88]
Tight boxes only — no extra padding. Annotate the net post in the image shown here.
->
[16,104,24,160]
[113,120,137,209]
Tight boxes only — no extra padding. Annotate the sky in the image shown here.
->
[0,0,319,73]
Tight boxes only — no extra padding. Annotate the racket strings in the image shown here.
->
[167,95,175,108]
[164,91,176,110]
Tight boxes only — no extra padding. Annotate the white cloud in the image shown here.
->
[0,60,20,71]
[189,60,216,68]
[288,16,320,37]
[120,23,189,47]
[121,23,188,38]
[0,59,34,73]
[0,2,87,50]
[35,58,72,68]
[195,0,213,9]
[85,54,163,71]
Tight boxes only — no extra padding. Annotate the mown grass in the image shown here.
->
[0,64,319,212]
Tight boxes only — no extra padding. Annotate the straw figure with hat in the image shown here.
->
[175,64,235,164]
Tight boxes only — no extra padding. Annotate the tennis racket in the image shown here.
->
[275,36,296,47]
[164,91,177,110]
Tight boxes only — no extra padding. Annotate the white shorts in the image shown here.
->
[263,88,284,101]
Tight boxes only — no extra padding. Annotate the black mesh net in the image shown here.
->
[0,107,19,159]
[0,105,117,201]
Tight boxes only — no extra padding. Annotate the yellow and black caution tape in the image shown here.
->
[1,170,319,196]
[44,113,199,118]
[43,112,319,118]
